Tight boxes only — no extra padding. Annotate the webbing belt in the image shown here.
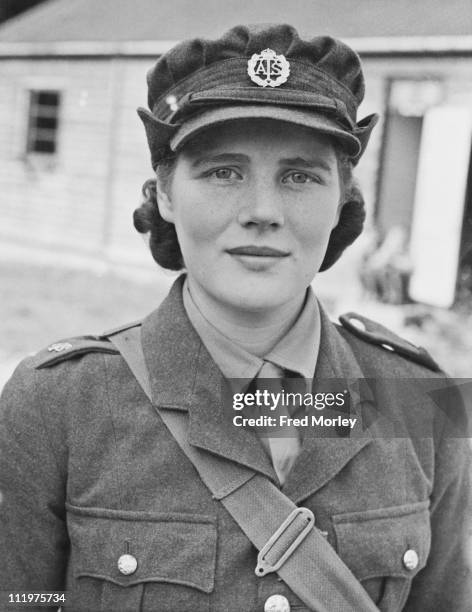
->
[109,326,379,612]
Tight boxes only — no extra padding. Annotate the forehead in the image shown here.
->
[179,118,337,161]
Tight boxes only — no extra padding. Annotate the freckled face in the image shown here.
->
[157,119,342,316]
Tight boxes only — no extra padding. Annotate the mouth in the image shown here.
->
[226,246,290,257]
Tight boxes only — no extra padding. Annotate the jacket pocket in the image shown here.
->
[332,501,431,612]
[65,504,217,612]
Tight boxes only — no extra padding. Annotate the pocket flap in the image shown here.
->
[333,501,431,581]
[66,505,217,593]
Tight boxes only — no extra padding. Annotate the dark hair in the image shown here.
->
[133,146,365,272]
[133,175,183,271]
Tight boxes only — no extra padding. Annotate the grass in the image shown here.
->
[0,262,173,384]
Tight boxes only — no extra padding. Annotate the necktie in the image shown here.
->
[256,360,302,485]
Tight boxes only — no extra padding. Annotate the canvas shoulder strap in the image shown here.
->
[108,326,379,612]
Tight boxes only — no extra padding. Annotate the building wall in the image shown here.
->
[0,58,107,251]
[105,57,158,267]
[0,56,154,271]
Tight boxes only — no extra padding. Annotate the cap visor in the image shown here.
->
[170,105,361,157]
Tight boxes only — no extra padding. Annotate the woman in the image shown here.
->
[0,24,470,612]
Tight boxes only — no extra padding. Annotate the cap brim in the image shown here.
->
[169,105,362,157]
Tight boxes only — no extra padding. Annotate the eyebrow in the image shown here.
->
[279,157,333,173]
[190,153,249,168]
[190,152,333,173]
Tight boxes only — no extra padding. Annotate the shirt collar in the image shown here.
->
[182,278,320,381]
[265,289,320,379]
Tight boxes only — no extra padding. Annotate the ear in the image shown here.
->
[155,181,175,224]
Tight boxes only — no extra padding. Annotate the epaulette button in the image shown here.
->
[348,317,366,331]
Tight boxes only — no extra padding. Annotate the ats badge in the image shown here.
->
[247,48,290,88]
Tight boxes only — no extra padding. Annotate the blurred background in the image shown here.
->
[1,0,472,387]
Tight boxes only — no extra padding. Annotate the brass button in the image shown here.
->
[349,317,366,331]
[264,594,290,612]
[117,553,138,575]
[403,549,419,571]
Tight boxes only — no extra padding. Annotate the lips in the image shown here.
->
[226,246,289,257]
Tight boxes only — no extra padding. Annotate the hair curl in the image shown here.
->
[133,146,365,273]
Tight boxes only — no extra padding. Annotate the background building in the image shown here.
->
[0,0,47,25]
[0,0,471,306]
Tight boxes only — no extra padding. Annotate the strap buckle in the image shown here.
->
[255,507,315,577]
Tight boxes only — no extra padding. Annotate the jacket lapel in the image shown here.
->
[283,302,373,504]
[140,276,373,498]
[140,275,277,483]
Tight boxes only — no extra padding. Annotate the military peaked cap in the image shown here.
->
[138,23,379,167]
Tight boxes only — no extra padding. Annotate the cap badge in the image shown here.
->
[247,48,290,88]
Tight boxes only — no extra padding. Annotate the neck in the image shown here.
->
[187,278,307,356]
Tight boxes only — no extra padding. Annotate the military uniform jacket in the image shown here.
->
[1,277,471,612]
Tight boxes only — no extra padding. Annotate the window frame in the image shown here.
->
[25,88,62,156]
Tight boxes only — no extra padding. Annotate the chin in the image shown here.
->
[217,281,295,313]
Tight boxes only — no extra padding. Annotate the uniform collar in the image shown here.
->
[141,274,277,482]
[182,277,320,381]
[141,274,372,499]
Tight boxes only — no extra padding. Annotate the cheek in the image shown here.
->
[172,196,228,252]
[292,198,340,252]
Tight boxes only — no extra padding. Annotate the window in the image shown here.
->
[26,90,61,154]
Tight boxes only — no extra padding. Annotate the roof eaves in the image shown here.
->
[0,40,178,57]
[345,35,472,55]
[0,35,472,58]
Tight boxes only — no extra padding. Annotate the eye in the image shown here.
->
[282,172,318,185]
[210,168,241,180]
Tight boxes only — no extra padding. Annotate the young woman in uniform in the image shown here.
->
[1,23,470,612]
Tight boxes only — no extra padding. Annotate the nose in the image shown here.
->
[237,178,285,229]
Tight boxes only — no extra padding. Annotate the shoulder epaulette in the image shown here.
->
[339,312,441,372]
[34,320,143,369]
[34,336,119,369]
